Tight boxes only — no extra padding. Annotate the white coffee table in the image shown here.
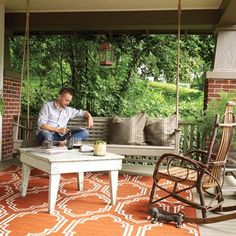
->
[19,148,124,213]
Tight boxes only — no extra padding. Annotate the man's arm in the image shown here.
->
[83,111,93,128]
[40,124,69,136]
[67,107,93,128]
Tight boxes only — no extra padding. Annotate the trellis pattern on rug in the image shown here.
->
[0,166,199,236]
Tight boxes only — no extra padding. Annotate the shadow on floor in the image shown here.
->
[0,157,21,171]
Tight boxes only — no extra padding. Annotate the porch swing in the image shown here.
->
[14,0,33,145]
[13,0,183,162]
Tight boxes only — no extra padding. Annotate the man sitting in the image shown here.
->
[36,87,93,146]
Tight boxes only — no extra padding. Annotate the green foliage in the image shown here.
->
[9,34,214,119]
[120,79,203,119]
[94,140,106,144]
[0,96,4,114]
[21,77,58,114]
[197,90,236,145]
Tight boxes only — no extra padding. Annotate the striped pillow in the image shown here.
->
[109,112,147,145]
[144,114,177,146]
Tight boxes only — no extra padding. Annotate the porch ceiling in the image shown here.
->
[4,0,236,35]
[4,0,224,12]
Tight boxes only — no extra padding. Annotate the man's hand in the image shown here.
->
[84,111,94,128]
[40,124,69,135]
[57,127,70,135]
[87,116,93,128]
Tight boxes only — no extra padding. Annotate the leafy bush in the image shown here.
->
[120,79,203,120]
[197,90,236,148]
[21,76,203,123]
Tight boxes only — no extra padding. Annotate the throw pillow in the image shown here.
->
[109,112,147,145]
[145,114,177,146]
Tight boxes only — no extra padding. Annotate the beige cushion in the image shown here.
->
[109,112,147,145]
[145,114,177,146]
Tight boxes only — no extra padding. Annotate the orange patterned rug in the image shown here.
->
[0,166,199,236]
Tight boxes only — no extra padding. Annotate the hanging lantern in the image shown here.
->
[98,42,114,66]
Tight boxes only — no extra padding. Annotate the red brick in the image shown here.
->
[208,80,215,85]
[2,76,22,160]
[208,89,214,93]
[208,84,223,89]
[209,94,221,98]
[223,85,235,89]
[230,88,236,92]
[215,79,230,84]
[229,80,236,85]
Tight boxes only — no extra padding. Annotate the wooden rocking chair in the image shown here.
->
[149,101,236,224]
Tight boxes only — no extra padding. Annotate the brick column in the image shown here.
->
[204,78,236,108]
[205,27,236,108]
[2,75,21,160]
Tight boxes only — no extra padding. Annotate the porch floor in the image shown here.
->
[1,157,236,235]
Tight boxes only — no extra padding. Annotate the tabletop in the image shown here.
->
[19,148,125,163]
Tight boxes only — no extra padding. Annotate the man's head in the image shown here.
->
[57,87,74,108]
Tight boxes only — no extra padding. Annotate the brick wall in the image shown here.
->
[204,78,236,109]
[2,76,21,160]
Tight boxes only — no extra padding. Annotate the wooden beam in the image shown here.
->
[5,10,220,35]
[218,0,236,25]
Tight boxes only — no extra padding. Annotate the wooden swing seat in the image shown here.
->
[13,116,180,160]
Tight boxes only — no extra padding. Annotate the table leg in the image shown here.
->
[21,163,31,197]
[48,174,60,214]
[77,172,84,191]
[109,170,119,205]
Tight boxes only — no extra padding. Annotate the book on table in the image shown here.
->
[26,146,68,155]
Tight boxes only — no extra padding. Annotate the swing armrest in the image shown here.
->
[13,122,34,131]
[174,128,181,133]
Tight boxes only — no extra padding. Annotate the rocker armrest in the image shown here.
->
[155,153,218,181]
[208,160,226,166]
[218,123,236,127]
[155,153,207,170]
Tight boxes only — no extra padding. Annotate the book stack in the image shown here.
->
[27,146,68,155]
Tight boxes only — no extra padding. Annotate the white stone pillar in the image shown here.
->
[205,26,236,109]
[207,26,236,79]
[0,1,4,161]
